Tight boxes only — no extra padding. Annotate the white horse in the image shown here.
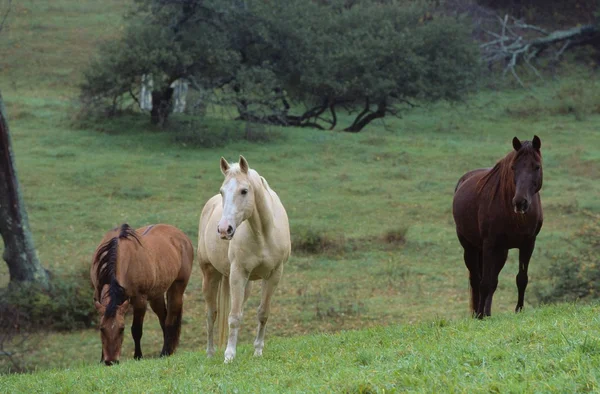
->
[197,155,291,363]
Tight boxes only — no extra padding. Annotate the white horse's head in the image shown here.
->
[217,155,255,240]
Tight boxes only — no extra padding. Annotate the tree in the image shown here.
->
[81,0,481,132]
[0,92,49,288]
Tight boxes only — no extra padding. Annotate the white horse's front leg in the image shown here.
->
[254,265,283,357]
[224,265,248,363]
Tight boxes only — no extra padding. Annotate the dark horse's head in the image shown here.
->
[511,135,542,214]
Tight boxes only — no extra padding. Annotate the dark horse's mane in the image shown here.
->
[476,141,541,207]
[94,224,141,318]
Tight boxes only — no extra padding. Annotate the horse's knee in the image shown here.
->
[257,307,268,325]
[516,272,528,288]
[131,324,143,339]
[228,313,242,329]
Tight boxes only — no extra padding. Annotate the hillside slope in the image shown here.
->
[2,304,599,393]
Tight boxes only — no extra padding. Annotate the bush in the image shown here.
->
[0,271,96,331]
[536,212,600,303]
[172,120,284,148]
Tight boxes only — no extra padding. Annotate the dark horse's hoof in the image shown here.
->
[134,354,143,360]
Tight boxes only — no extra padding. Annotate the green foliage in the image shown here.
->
[505,75,600,121]
[171,120,285,148]
[81,0,481,131]
[536,212,600,303]
[0,272,96,331]
[3,305,600,392]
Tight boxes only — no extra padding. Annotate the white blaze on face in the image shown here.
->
[218,178,239,239]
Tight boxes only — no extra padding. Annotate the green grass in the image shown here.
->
[1,0,600,377]
[2,304,600,393]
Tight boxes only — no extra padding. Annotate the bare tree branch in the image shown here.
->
[0,0,12,36]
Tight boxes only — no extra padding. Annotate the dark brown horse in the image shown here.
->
[90,224,193,365]
[453,136,543,318]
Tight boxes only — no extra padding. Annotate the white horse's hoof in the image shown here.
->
[224,350,235,363]
[253,349,263,357]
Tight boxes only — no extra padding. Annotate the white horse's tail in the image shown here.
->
[217,276,230,348]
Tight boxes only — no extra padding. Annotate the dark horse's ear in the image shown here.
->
[512,137,522,151]
[220,157,230,176]
[532,135,541,151]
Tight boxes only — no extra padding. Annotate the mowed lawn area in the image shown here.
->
[0,0,599,373]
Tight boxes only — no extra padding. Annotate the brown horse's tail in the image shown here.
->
[216,276,230,348]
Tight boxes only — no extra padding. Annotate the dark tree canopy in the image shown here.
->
[81,0,481,131]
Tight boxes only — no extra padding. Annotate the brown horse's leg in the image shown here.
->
[131,297,148,360]
[516,241,535,312]
[201,263,222,357]
[254,264,283,357]
[162,280,187,356]
[149,296,167,354]
[480,244,508,317]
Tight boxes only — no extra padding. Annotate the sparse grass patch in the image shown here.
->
[506,74,600,120]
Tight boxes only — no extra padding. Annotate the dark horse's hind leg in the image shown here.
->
[480,243,508,317]
[131,297,148,360]
[458,235,481,317]
[149,296,167,355]
[161,280,186,357]
[515,241,535,312]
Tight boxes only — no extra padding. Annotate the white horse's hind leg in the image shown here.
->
[201,264,221,357]
[224,265,249,363]
[254,265,283,357]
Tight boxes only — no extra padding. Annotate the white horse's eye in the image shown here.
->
[241,189,248,195]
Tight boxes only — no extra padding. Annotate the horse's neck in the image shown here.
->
[484,157,515,205]
[247,173,274,236]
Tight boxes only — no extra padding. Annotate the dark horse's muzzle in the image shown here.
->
[513,198,529,214]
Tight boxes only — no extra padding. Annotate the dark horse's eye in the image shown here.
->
[100,327,105,333]
[534,165,541,171]
[241,189,248,195]
[119,328,125,334]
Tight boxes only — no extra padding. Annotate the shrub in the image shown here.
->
[0,271,96,331]
[535,212,600,303]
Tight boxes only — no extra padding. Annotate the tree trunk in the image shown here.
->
[343,100,387,133]
[0,91,49,288]
[150,87,174,126]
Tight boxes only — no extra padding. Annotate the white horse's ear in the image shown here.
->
[220,157,230,176]
[239,155,249,174]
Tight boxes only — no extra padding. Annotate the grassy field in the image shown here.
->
[1,0,600,375]
[2,304,600,393]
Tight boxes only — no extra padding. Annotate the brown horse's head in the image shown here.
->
[511,135,542,214]
[95,297,129,366]
[217,155,255,240]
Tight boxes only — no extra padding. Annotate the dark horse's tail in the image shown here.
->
[95,224,141,317]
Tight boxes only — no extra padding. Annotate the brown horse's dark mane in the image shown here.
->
[476,142,541,207]
[94,224,141,318]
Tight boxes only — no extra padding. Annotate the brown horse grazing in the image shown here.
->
[90,223,193,365]
[453,136,543,318]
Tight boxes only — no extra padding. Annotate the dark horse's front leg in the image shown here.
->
[479,243,508,318]
[515,241,535,312]
[131,298,148,360]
